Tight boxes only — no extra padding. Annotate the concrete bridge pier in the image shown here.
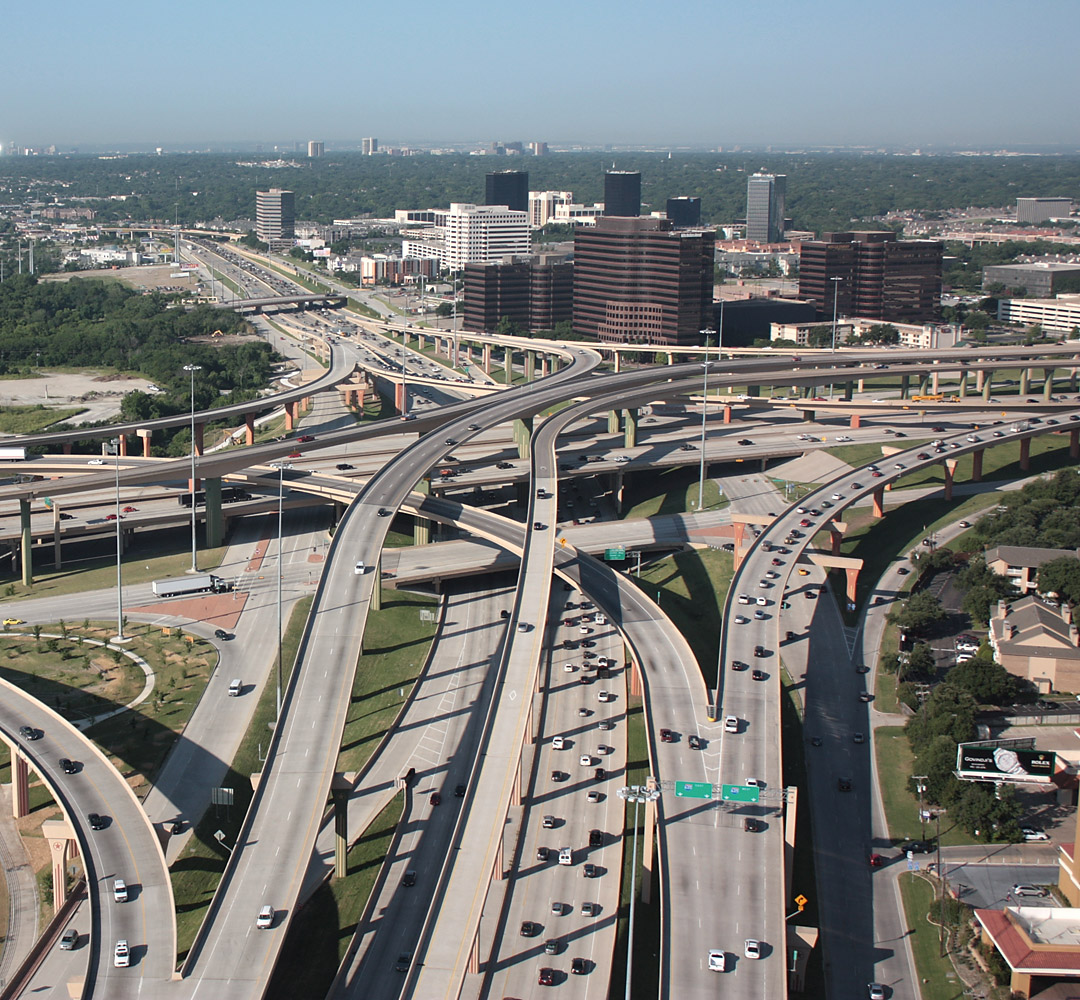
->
[332,781,350,879]
[943,459,958,501]
[138,428,153,456]
[844,566,860,605]
[971,449,984,482]
[44,821,76,912]
[245,413,256,445]
[801,410,815,423]
[623,408,638,448]
[982,372,994,402]
[284,401,297,431]
[513,417,533,460]
[371,556,382,611]
[723,405,732,424]
[20,498,32,587]
[1020,437,1031,471]
[608,410,621,435]
[483,344,491,374]
[1071,428,1080,460]
[1019,369,1030,395]
[204,478,224,548]
[871,487,885,519]
[959,371,969,396]
[930,371,940,394]
[525,351,535,382]
[505,348,514,381]
[849,413,862,429]
[613,351,622,373]
[4,737,30,817]
[1043,369,1055,401]
[900,374,910,399]
[842,381,854,401]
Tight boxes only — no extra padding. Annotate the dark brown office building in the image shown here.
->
[572,217,715,346]
[798,231,942,323]
[463,256,573,333]
[485,170,529,213]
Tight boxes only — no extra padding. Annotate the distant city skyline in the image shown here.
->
[2,0,1078,150]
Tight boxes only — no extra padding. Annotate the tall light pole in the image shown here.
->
[183,364,202,573]
[617,783,660,1000]
[830,276,844,352]
[696,360,713,510]
[111,438,126,642]
[270,461,292,722]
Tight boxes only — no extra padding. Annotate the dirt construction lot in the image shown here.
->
[0,371,158,425]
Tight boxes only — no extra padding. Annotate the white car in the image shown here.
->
[868,986,886,1000]
[114,939,130,967]
[831,493,843,500]
[87,458,105,466]
[598,690,612,703]
[744,939,761,959]
[354,561,366,575]
[563,663,577,672]
[1022,827,1050,842]
[734,615,749,624]
[836,435,852,442]
[552,736,565,750]
[756,596,768,606]
[724,716,739,733]
[737,594,751,605]
[708,949,726,972]
[579,754,592,766]
[587,790,600,803]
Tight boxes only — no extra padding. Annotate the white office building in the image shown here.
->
[998,295,1080,336]
[529,191,574,227]
[401,203,530,272]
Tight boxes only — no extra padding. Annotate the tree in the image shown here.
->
[495,315,523,336]
[1037,555,1080,607]
[947,658,1028,705]
[890,591,946,635]
[965,311,991,331]
[958,556,1019,626]
[435,302,453,318]
[906,683,978,757]
[806,327,834,348]
[861,323,900,345]
[899,642,936,682]
[950,782,1023,841]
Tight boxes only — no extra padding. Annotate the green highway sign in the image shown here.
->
[604,548,627,561]
[721,784,761,803]
[674,781,713,799]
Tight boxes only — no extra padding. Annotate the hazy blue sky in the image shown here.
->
[4,0,1077,149]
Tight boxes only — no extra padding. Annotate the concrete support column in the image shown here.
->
[900,374,910,399]
[204,477,224,548]
[1019,369,1030,395]
[959,371,969,396]
[193,422,205,457]
[918,375,930,396]
[801,410,815,423]
[540,356,549,378]
[467,933,481,976]
[53,509,62,570]
[629,660,643,697]
[483,344,491,373]
[623,408,638,448]
[138,428,152,457]
[971,449,984,481]
[245,413,255,445]
[843,381,854,401]
[47,833,69,912]
[975,369,986,391]
[62,443,72,455]
[1044,369,1055,401]
[614,472,625,516]
[284,401,296,431]
[1019,436,1031,471]
[513,417,533,460]
[667,353,675,365]
[117,434,128,457]
[871,487,885,519]
[414,515,430,546]
[19,498,32,588]
[943,459,957,501]
[332,786,349,879]
[857,378,865,393]
[505,347,513,381]
[394,381,405,415]
[613,352,622,373]
[723,405,732,424]
[930,371,940,394]
[982,372,994,402]
[494,836,504,881]
[608,409,621,435]
[11,749,29,818]
[370,557,382,611]
[525,351,535,382]
[511,756,522,807]
[830,529,843,556]
[732,522,746,571]
[845,567,860,605]
[1070,428,1079,460]
[849,413,862,429]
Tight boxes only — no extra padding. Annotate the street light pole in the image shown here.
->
[618,784,660,1000]
[913,775,928,841]
[183,364,202,573]
[270,461,292,723]
[112,438,126,642]
[696,357,712,510]
[830,276,843,352]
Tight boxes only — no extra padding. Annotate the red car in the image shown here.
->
[917,452,930,460]
[799,519,812,527]
[105,514,120,521]
[869,853,885,868]
[539,968,555,985]
[871,471,883,477]
[659,728,675,743]
[296,434,315,443]
[122,505,138,513]
[288,451,302,458]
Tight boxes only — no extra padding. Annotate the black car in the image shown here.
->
[838,777,852,792]
[900,840,933,855]
[688,734,702,750]
[169,819,183,835]
[537,847,550,862]
[552,771,567,783]
[594,768,606,782]
[785,630,796,641]
[19,725,40,741]
[335,463,354,470]
[401,869,416,887]
[583,863,598,878]
[454,783,466,797]
[521,920,539,937]
[753,645,766,658]
[731,660,748,671]
[59,758,78,774]
[377,508,391,517]
[752,669,766,681]
[589,829,604,847]
[737,438,753,446]
[214,628,232,641]
[88,813,106,831]
[571,957,587,975]
[497,461,514,469]
[744,818,760,832]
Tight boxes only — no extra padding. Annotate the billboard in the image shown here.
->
[956,744,1056,784]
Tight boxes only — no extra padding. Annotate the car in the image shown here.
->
[105,513,119,521]
[598,719,614,731]
[122,505,138,513]
[869,853,885,868]
[542,814,556,829]
[744,817,760,832]
[1011,883,1047,897]
[708,949,726,972]
[59,758,78,774]
[579,753,593,766]
[900,840,933,855]
[114,939,130,967]
[757,580,770,589]
[551,771,567,783]
[571,957,587,975]
[354,561,366,575]
[401,869,417,886]
[444,438,456,446]
[681,443,696,451]
[597,690,612,702]
[894,431,907,438]
[335,463,354,470]
[59,927,79,950]
[454,783,466,798]
[214,628,232,641]
[869,985,886,1000]
[687,734,702,750]
[544,938,561,955]
[288,451,302,458]
[734,615,749,624]
[583,863,598,878]
[855,663,870,674]
[59,512,75,520]
[581,901,598,917]
[897,566,910,575]
[731,660,748,671]
[395,952,412,973]
[724,716,739,733]
[589,828,604,847]
[496,461,514,470]
[838,777,852,791]
[467,423,480,431]
[1022,827,1050,842]
[753,645,766,657]
[753,610,767,620]
[169,819,183,835]
[586,790,601,803]
[87,458,105,466]
[538,968,555,986]
[744,939,761,960]
[533,521,546,531]
[771,557,783,566]
[659,728,675,743]
[831,493,843,500]
[799,518,812,527]
[853,732,865,743]
[429,791,442,805]
[296,434,315,443]
[18,725,39,740]
[578,707,590,717]
[594,767,606,781]
[859,692,873,703]
[377,508,391,517]
[737,438,753,446]
[752,669,766,681]
[851,482,862,490]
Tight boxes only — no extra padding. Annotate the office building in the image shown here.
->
[997,294,1080,335]
[485,170,529,213]
[462,255,573,333]
[983,261,1080,298]
[362,137,378,155]
[572,217,714,346]
[798,231,942,323]
[746,172,786,243]
[1016,197,1072,225]
[603,171,641,218]
[529,191,574,228]
[307,140,324,158]
[529,141,548,156]
[666,197,701,228]
[401,203,530,272]
[255,188,295,249]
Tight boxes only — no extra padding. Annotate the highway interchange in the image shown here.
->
[0,240,1078,1000]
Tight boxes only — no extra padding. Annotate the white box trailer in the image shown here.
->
[151,574,229,598]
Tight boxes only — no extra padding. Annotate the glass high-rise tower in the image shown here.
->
[745,172,786,242]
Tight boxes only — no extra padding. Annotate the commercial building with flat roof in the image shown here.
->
[255,188,295,249]
[984,262,1080,298]
[462,256,572,333]
[401,203,530,272]
[798,231,942,323]
[603,171,641,218]
[485,170,529,213]
[1017,197,1073,224]
[307,141,323,158]
[997,295,1080,335]
[746,173,785,243]
[572,216,714,346]
[666,196,701,228]
[362,137,378,155]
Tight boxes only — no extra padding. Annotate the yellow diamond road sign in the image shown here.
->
[794,894,808,906]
